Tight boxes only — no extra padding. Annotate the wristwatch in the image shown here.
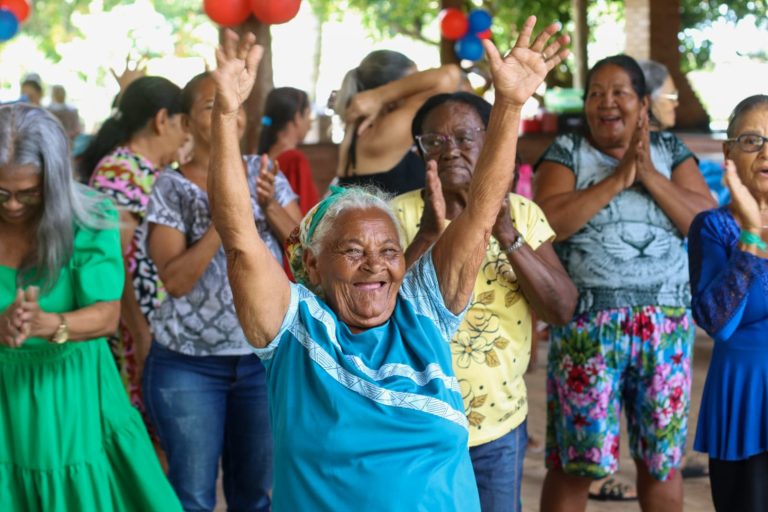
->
[50,313,69,344]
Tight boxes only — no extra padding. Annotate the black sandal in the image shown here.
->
[588,478,638,502]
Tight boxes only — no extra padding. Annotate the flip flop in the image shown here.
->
[588,478,638,502]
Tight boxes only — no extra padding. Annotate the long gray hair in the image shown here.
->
[0,104,116,291]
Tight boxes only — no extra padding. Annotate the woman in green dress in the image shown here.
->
[0,104,181,512]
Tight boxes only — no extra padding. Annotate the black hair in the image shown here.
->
[180,71,212,115]
[727,94,768,138]
[257,87,310,154]
[79,76,182,180]
[584,54,647,100]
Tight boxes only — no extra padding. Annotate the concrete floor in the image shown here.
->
[216,328,717,511]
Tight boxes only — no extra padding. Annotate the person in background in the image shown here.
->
[143,71,300,512]
[47,85,81,142]
[637,60,679,132]
[208,19,568,511]
[19,73,43,107]
[333,50,461,196]
[392,91,578,511]
[81,76,187,431]
[258,86,319,214]
[534,54,716,512]
[0,104,181,512]
[688,94,768,512]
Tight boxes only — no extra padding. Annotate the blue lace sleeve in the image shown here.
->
[689,208,764,340]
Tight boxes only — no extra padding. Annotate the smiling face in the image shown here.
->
[306,207,405,332]
[0,164,43,226]
[585,64,648,151]
[725,104,768,200]
[419,101,486,210]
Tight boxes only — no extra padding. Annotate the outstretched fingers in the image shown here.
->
[513,15,537,49]
[541,34,571,70]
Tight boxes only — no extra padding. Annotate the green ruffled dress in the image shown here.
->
[0,214,182,511]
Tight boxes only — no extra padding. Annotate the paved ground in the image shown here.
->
[216,328,717,511]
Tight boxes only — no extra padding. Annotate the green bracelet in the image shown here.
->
[739,230,767,250]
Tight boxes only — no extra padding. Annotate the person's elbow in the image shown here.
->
[436,64,462,92]
[163,280,194,299]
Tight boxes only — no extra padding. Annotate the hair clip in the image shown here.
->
[261,115,272,126]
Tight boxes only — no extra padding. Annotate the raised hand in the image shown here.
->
[724,159,761,232]
[212,29,264,116]
[256,155,277,209]
[483,16,570,107]
[110,53,148,93]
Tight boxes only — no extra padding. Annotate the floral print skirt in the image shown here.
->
[545,305,693,481]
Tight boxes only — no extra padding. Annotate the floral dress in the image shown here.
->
[89,146,163,415]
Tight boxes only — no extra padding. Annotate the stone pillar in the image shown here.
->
[624,0,710,130]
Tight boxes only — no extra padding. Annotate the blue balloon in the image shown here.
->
[468,9,492,34]
[0,8,19,42]
[454,34,483,61]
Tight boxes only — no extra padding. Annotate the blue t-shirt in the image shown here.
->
[254,252,480,511]
[537,131,696,313]
[147,156,297,355]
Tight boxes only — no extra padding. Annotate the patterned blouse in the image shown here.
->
[146,155,298,356]
[89,146,162,321]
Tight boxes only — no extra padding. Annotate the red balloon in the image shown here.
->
[477,29,492,40]
[0,0,30,23]
[203,0,251,27]
[250,0,301,25]
[440,8,468,40]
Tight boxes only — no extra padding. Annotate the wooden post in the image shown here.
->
[571,0,588,90]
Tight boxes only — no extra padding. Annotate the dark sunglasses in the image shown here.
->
[0,188,43,206]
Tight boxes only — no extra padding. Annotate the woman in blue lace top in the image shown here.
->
[688,94,768,512]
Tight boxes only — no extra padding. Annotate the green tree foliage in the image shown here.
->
[307,0,767,72]
[22,0,207,61]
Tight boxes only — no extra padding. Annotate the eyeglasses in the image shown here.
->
[0,188,43,206]
[727,134,768,153]
[415,128,485,156]
[658,91,679,102]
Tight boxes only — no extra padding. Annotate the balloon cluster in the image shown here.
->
[203,0,301,27]
[439,8,492,62]
[0,0,30,43]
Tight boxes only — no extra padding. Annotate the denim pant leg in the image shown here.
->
[143,343,229,512]
[221,355,273,512]
[469,420,529,512]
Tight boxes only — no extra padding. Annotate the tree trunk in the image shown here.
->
[439,0,462,65]
[225,18,275,154]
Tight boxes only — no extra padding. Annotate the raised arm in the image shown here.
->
[433,17,570,314]
[209,30,290,348]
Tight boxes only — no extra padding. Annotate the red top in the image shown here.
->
[276,148,319,215]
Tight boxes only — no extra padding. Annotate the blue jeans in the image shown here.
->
[143,343,272,512]
[469,420,528,512]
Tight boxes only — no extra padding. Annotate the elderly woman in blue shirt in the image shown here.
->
[208,20,569,511]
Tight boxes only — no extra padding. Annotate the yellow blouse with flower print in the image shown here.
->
[391,190,555,446]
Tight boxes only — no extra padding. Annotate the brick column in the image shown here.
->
[625,0,710,130]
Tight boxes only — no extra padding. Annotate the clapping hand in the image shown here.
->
[418,160,447,238]
[0,290,27,348]
[212,29,264,116]
[724,159,762,233]
[483,16,570,108]
[256,155,278,209]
